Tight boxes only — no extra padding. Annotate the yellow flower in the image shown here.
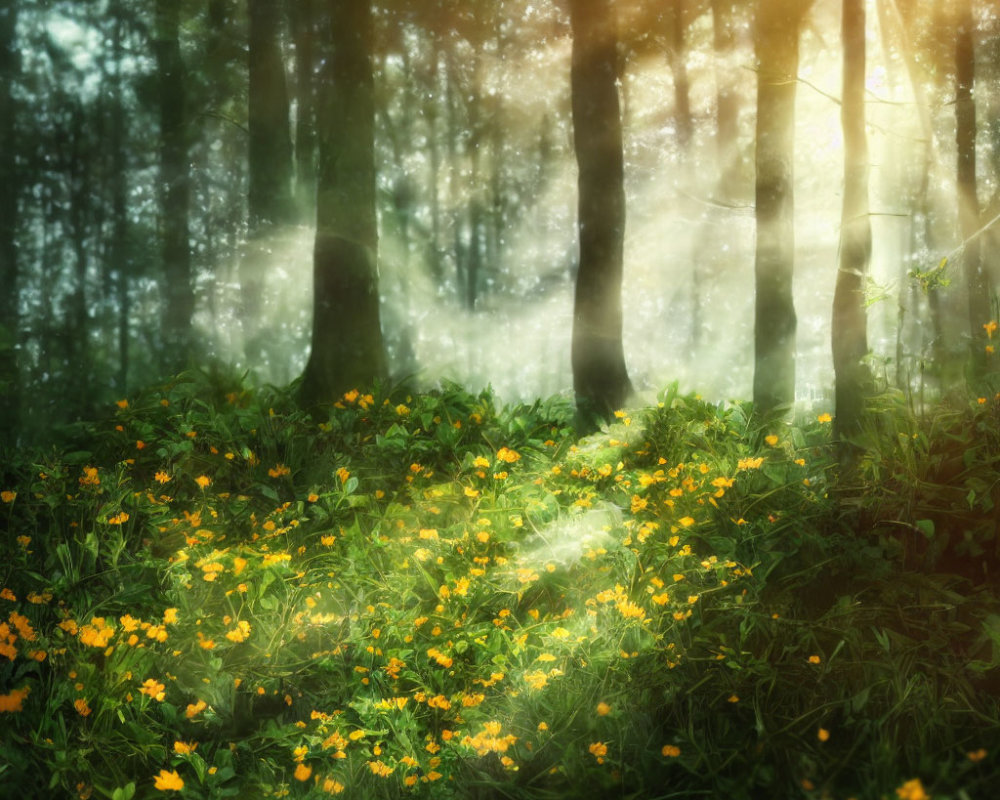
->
[0,491,15,503]
[74,698,92,716]
[807,654,821,664]
[983,320,998,339]
[293,763,312,781]
[678,516,695,527]
[173,740,197,755]
[895,778,929,800]
[817,727,830,742]
[185,699,207,719]
[195,475,211,489]
[596,701,611,716]
[0,685,29,712]
[140,679,166,702]
[588,742,608,763]
[268,464,291,478]
[661,744,681,757]
[322,777,345,794]
[116,399,129,409]
[496,447,521,463]
[153,769,184,791]
[817,412,832,424]
[764,434,779,446]
[967,748,987,762]
[225,620,251,643]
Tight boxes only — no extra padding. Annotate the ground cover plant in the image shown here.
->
[2,372,1000,800]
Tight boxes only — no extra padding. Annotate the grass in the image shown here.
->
[1,370,999,800]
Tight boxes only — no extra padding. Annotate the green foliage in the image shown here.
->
[1,372,999,799]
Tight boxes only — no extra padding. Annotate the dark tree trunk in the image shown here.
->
[569,0,632,423]
[248,0,294,229]
[956,0,991,379]
[711,0,739,169]
[666,0,693,149]
[298,0,386,405]
[753,0,807,418]
[67,102,92,399]
[288,0,317,220]
[0,2,19,445]
[154,0,194,369]
[109,4,130,393]
[833,0,874,450]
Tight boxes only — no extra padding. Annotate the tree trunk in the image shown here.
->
[569,0,632,423]
[711,0,740,180]
[109,4,130,393]
[298,0,386,405]
[753,0,806,418]
[0,2,19,445]
[288,0,317,220]
[832,0,873,446]
[956,0,991,379]
[248,0,294,229]
[666,0,693,150]
[154,0,194,370]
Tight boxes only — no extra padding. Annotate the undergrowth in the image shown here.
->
[1,371,999,800]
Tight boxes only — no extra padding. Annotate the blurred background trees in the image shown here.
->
[1,0,999,446]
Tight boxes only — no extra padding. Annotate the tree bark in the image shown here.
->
[154,0,194,369]
[568,0,632,424]
[753,0,807,418]
[248,0,294,229]
[288,0,317,220]
[666,0,692,149]
[832,0,873,445]
[298,0,386,405]
[711,0,739,177]
[955,0,991,379]
[0,1,19,445]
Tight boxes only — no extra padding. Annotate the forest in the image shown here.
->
[2,0,1000,798]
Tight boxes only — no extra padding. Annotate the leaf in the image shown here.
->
[914,519,935,538]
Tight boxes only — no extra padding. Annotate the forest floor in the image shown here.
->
[2,371,1000,800]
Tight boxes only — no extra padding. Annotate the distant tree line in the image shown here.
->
[0,0,998,450]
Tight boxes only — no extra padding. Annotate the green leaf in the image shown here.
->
[914,519,935,538]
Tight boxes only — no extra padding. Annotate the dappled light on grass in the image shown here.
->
[1,374,1000,797]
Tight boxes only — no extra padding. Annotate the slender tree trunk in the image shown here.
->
[666,0,692,150]
[68,102,92,400]
[426,48,444,285]
[569,0,632,423]
[288,0,316,220]
[298,0,386,405]
[154,0,194,369]
[248,0,294,229]
[753,0,807,418]
[0,2,19,445]
[109,5,129,393]
[832,0,873,448]
[711,0,739,179]
[956,0,991,379]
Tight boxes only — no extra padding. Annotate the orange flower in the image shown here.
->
[140,678,166,702]
[0,685,30,712]
[195,475,211,489]
[153,769,184,791]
